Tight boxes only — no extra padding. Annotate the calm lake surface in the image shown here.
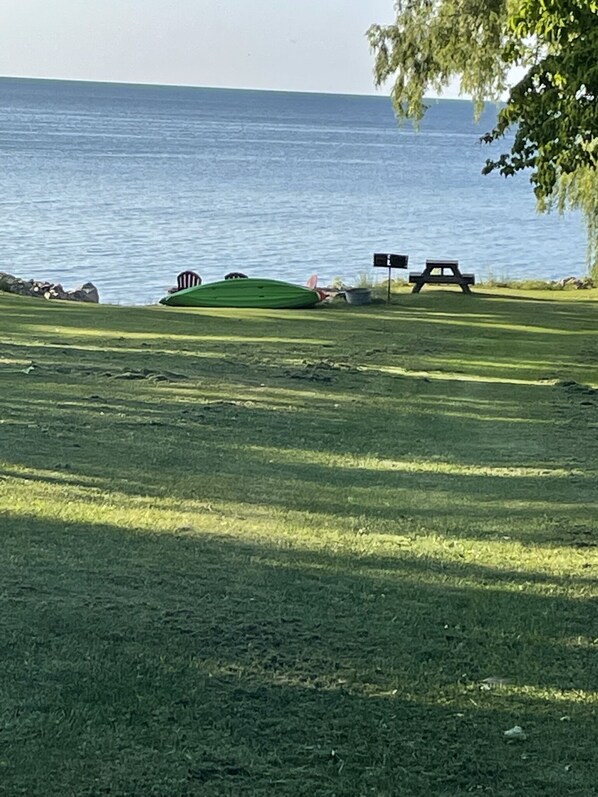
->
[0,77,587,304]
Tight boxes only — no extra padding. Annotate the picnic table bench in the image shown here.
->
[409,260,475,294]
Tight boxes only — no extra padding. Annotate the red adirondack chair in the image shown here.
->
[177,271,202,291]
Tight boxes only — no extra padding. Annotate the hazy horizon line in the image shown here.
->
[0,73,475,103]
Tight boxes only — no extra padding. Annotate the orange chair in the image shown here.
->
[306,274,328,302]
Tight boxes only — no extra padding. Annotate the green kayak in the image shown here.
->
[160,278,321,309]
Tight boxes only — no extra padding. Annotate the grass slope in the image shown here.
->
[0,289,597,797]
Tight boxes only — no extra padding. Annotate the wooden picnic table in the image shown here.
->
[409,260,475,294]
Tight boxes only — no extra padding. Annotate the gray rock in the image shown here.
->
[68,282,99,303]
[560,275,595,289]
[0,273,18,291]
[0,272,100,303]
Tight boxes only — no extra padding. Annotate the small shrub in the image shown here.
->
[356,270,375,288]
[513,279,563,291]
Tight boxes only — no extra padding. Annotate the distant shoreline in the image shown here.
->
[0,74,474,104]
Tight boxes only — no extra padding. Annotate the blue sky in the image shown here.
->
[0,0,457,96]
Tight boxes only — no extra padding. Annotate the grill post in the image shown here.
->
[373,253,409,302]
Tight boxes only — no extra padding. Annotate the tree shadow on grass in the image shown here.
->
[3,292,597,413]
[1,512,596,797]
[3,288,598,333]
[0,363,596,549]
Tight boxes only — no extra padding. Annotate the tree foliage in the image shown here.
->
[368,0,598,275]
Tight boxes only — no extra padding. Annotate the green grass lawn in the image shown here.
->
[0,288,597,796]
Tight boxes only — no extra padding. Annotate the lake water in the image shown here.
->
[0,77,587,305]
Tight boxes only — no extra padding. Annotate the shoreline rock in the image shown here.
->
[0,272,99,303]
[559,275,595,290]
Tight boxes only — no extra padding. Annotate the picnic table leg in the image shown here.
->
[449,265,472,294]
[447,263,473,294]
[411,265,433,293]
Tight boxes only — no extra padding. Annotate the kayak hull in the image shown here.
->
[160,278,320,309]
